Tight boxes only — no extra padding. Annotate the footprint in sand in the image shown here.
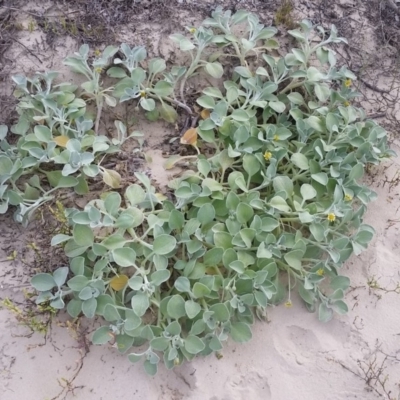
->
[220,369,272,400]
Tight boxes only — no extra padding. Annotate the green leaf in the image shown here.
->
[273,176,293,198]
[197,95,215,109]
[0,156,14,175]
[257,242,272,258]
[103,304,121,321]
[67,299,82,317]
[107,67,127,78]
[153,234,177,255]
[291,153,309,170]
[236,203,254,224]
[230,322,252,343]
[243,154,260,177]
[330,276,350,291]
[311,173,328,185]
[31,273,56,291]
[152,81,173,96]
[102,234,127,250]
[102,168,121,188]
[298,283,315,305]
[67,275,89,291]
[144,360,158,376]
[92,326,112,345]
[204,247,223,266]
[349,163,364,181]
[128,353,142,364]
[34,125,52,142]
[150,337,169,352]
[175,277,191,293]
[64,240,88,258]
[269,101,285,113]
[125,184,146,206]
[331,300,348,315]
[229,260,245,274]
[202,178,223,192]
[140,98,156,111]
[82,297,97,318]
[124,310,141,330]
[209,303,230,322]
[300,184,317,200]
[284,249,303,270]
[185,335,205,354]
[205,62,224,79]
[131,292,149,317]
[234,66,253,78]
[185,300,201,319]
[167,295,186,319]
[270,196,291,212]
[287,92,304,104]
[112,247,136,267]
[150,269,170,285]
[192,282,211,298]
[73,224,94,247]
[149,58,166,75]
[160,103,178,123]
[318,302,333,322]
[197,203,215,225]
[231,109,249,122]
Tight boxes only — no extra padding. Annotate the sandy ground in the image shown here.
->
[1,1,400,399]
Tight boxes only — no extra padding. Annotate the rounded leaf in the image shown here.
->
[185,335,205,354]
[230,322,252,343]
[31,273,56,291]
[153,234,177,255]
[112,247,136,267]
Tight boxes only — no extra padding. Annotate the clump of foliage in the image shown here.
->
[1,8,395,375]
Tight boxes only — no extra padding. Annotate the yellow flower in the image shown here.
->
[189,27,196,34]
[94,49,102,57]
[327,213,336,222]
[264,151,272,161]
[94,67,102,74]
[343,101,350,107]
[316,268,325,276]
[344,79,352,88]
[344,194,353,202]
[284,300,292,308]
[140,90,146,98]
[273,134,279,141]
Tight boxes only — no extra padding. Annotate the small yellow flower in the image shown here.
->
[94,67,102,74]
[273,134,279,141]
[344,79,352,88]
[94,49,102,57]
[284,300,292,308]
[264,151,272,161]
[316,268,325,276]
[343,101,350,107]
[344,194,353,202]
[189,27,197,34]
[139,90,146,98]
[327,213,336,222]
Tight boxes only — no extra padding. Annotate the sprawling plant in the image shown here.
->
[2,8,395,375]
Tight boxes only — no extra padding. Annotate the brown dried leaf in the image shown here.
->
[110,274,129,291]
[180,127,197,145]
[200,109,211,120]
[53,135,70,148]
